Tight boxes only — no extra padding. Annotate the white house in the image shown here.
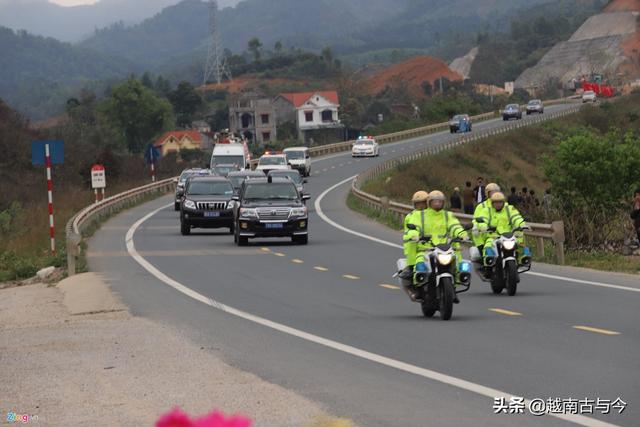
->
[276,91,341,142]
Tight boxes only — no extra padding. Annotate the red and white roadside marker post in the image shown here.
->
[45,144,55,254]
[31,140,64,256]
[91,164,106,203]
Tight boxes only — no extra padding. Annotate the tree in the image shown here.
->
[247,37,263,62]
[274,41,283,55]
[543,131,640,246]
[321,46,333,64]
[155,75,172,97]
[168,81,203,128]
[99,78,174,153]
[141,72,154,90]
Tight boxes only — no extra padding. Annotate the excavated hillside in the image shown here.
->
[449,47,478,80]
[516,0,640,88]
[367,56,462,97]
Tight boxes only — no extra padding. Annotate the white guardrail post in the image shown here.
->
[65,177,176,275]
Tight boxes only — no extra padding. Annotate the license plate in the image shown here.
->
[204,212,220,217]
[265,223,283,229]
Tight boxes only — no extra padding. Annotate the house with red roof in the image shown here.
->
[274,91,342,142]
[154,130,205,157]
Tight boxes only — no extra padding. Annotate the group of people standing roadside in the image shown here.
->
[448,177,550,219]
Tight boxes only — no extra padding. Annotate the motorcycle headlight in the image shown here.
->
[502,239,516,251]
[184,199,196,210]
[240,208,257,218]
[437,252,453,265]
[290,207,307,217]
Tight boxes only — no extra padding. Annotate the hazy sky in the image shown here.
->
[50,0,98,5]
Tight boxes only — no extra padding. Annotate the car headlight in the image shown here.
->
[437,252,453,265]
[184,199,196,210]
[226,201,235,209]
[240,208,257,218]
[502,239,516,250]
[290,207,307,217]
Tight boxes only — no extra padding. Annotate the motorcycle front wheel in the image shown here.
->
[505,260,518,296]
[439,278,454,321]
[491,264,505,294]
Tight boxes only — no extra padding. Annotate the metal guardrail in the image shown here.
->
[65,177,176,275]
[350,103,585,264]
[249,111,498,168]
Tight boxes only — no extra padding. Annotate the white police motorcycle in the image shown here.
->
[394,223,473,320]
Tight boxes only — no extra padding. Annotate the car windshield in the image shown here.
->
[285,151,305,160]
[211,155,244,169]
[585,91,595,95]
[270,172,302,184]
[243,183,299,200]
[179,171,195,182]
[507,104,519,109]
[259,157,286,166]
[214,166,236,175]
[529,100,541,105]
[187,181,233,196]
[452,115,466,121]
[357,140,374,145]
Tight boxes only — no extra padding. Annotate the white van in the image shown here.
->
[210,141,251,170]
[283,147,311,177]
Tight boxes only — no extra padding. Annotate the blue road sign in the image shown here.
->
[144,144,161,164]
[31,140,64,165]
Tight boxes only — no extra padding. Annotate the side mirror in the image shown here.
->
[406,223,417,230]
[302,194,311,201]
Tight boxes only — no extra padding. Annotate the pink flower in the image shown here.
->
[156,407,193,427]
[156,408,252,427]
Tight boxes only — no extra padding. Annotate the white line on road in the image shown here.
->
[127,203,616,427]
[315,176,640,294]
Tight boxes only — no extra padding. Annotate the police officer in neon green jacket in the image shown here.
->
[401,190,468,300]
[481,192,529,264]
[472,182,503,249]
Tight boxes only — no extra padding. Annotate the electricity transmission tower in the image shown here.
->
[203,0,231,85]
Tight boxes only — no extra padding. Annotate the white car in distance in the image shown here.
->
[351,137,379,157]
[582,90,597,103]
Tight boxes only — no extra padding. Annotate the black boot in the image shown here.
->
[453,296,460,304]
[399,265,414,280]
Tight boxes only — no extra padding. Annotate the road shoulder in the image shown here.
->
[0,273,346,426]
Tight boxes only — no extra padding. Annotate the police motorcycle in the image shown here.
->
[473,219,532,296]
[394,223,473,320]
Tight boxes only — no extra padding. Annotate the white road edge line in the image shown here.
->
[126,203,615,427]
[315,176,640,294]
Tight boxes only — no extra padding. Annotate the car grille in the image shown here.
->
[196,201,227,210]
[257,208,290,220]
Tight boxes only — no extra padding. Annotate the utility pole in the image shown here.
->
[203,0,232,86]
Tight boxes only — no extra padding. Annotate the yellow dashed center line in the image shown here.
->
[291,259,304,264]
[273,252,286,257]
[573,326,620,336]
[314,266,329,272]
[489,308,522,316]
[380,284,400,290]
[343,274,360,280]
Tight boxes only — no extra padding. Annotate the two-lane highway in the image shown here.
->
[89,103,639,427]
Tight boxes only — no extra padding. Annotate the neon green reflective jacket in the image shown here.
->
[403,208,467,248]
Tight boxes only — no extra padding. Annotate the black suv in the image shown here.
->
[233,176,310,246]
[180,176,235,235]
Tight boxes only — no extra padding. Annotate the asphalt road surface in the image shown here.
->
[89,104,639,427]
